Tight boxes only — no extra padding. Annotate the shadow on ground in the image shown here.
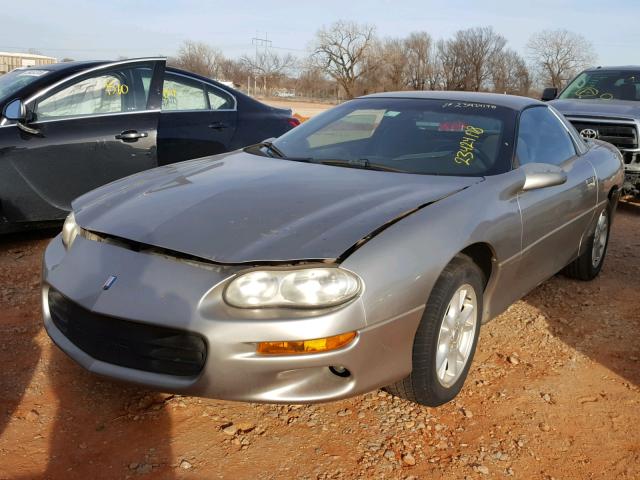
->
[524,204,640,388]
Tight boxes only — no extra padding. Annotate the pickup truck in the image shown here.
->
[542,66,640,196]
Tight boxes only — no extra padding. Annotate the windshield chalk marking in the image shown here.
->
[454,125,484,166]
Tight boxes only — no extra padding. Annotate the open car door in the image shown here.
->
[0,58,165,223]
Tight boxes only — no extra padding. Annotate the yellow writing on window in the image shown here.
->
[162,88,178,106]
[454,125,484,166]
[576,86,598,97]
[105,79,129,96]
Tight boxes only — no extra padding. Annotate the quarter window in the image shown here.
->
[516,107,577,166]
[207,86,234,110]
[36,66,151,119]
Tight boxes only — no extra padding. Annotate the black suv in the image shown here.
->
[542,66,640,196]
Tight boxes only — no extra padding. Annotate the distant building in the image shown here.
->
[0,52,57,75]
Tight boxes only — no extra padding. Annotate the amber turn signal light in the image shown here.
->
[256,332,357,355]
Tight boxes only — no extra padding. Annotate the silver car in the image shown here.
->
[42,92,624,406]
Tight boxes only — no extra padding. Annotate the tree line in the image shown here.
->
[169,22,597,100]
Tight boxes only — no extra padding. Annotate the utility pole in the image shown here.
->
[251,32,272,96]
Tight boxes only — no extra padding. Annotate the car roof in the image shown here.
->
[360,90,543,111]
[585,66,640,72]
[18,60,106,73]
[17,58,166,74]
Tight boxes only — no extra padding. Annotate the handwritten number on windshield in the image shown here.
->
[455,126,484,166]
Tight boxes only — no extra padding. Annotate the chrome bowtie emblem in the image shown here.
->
[580,128,598,139]
[102,275,118,290]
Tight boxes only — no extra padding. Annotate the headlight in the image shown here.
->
[224,267,361,308]
[61,212,80,249]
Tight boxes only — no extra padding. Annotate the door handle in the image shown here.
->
[208,122,228,130]
[585,176,596,188]
[115,130,148,141]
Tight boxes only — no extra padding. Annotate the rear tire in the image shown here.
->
[386,254,484,406]
[564,204,611,281]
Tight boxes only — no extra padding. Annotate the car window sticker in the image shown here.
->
[454,125,484,166]
[442,102,496,110]
[438,120,466,132]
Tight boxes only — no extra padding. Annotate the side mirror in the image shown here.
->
[541,87,558,102]
[521,163,567,191]
[3,99,26,122]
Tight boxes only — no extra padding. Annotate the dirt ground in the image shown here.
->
[262,98,333,118]
[0,201,638,479]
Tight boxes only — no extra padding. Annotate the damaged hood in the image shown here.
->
[74,151,481,263]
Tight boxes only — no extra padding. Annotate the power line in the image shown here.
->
[269,45,307,53]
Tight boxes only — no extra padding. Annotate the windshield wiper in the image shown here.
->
[260,141,287,158]
[258,141,313,163]
[312,158,407,173]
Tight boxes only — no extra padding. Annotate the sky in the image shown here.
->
[1,0,636,65]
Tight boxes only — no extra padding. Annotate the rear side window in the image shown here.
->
[516,107,577,166]
[36,65,152,119]
[162,73,207,111]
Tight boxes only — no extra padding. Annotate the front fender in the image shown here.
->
[341,171,524,328]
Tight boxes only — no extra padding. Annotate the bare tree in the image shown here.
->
[436,27,507,91]
[404,32,438,90]
[296,63,338,100]
[459,27,507,91]
[491,49,531,95]
[379,38,407,91]
[437,38,469,90]
[527,29,596,89]
[311,21,377,99]
[240,50,296,93]
[218,58,251,88]
[169,41,225,79]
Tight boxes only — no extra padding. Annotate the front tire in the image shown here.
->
[386,254,484,406]
[564,205,611,281]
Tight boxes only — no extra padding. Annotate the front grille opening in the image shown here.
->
[623,152,640,166]
[570,120,638,150]
[48,289,207,377]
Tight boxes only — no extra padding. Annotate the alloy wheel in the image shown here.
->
[591,209,609,268]
[435,284,478,388]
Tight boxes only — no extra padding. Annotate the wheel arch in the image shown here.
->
[608,185,620,207]
[459,242,495,289]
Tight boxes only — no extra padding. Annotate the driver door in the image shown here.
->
[0,59,164,223]
[514,106,597,296]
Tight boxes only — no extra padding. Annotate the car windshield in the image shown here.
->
[259,98,516,177]
[0,68,50,102]
[559,70,640,101]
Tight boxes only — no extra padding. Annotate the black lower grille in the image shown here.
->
[569,120,638,149]
[49,289,207,376]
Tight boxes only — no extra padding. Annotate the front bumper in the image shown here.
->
[42,234,423,403]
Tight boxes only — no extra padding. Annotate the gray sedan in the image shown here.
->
[42,92,624,406]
